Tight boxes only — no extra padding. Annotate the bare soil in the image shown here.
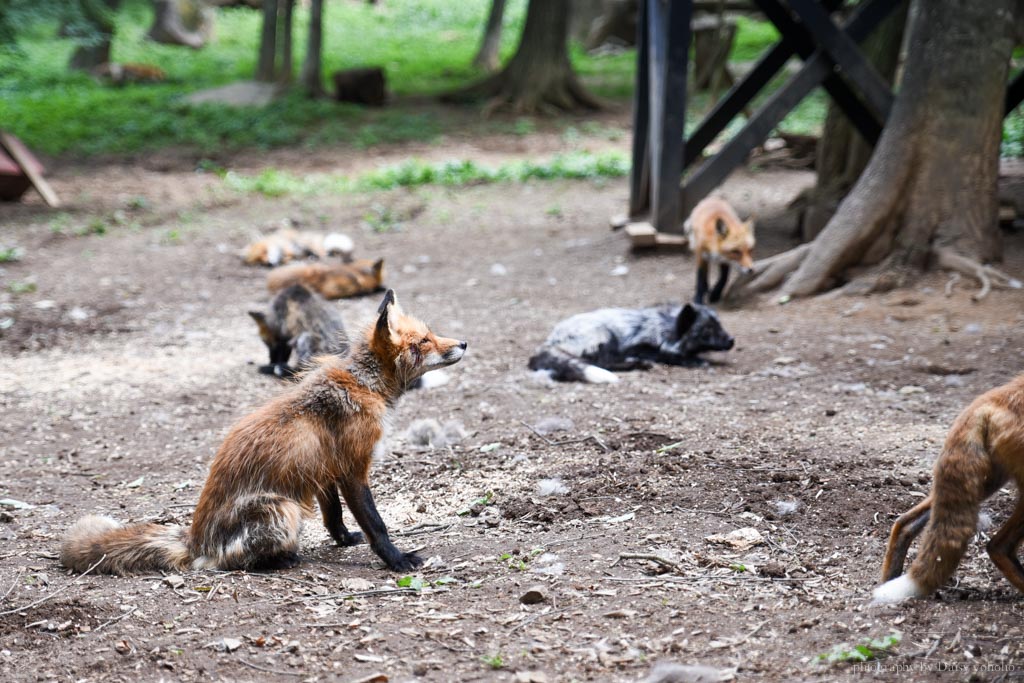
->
[1,134,1023,683]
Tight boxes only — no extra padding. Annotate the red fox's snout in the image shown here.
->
[429,337,468,368]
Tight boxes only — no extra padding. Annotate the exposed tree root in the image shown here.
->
[934,247,1023,301]
[445,71,602,116]
[731,244,1022,304]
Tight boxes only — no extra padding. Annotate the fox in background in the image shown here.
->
[528,302,734,384]
[268,258,385,300]
[249,284,348,378]
[873,373,1024,603]
[684,197,755,304]
[61,290,467,574]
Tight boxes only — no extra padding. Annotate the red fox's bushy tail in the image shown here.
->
[60,515,191,575]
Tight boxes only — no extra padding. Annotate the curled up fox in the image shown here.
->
[61,290,467,574]
[873,374,1024,603]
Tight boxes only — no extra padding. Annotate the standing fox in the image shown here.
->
[684,197,755,304]
[249,284,348,378]
[873,374,1024,603]
[267,258,385,300]
[61,290,467,574]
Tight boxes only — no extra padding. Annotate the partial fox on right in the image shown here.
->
[873,374,1024,604]
[684,197,755,305]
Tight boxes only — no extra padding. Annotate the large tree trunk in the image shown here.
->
[68,0,122,71]
[736,0,1018,300]
[278,0,294,83]
[300,0,325,96]
[445,0,601,114]
[472,0,506,72]
[147,0,214,50]
[796,1,907,242]
[255,0,278,81]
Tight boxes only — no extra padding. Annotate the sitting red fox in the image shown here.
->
[684,197,755,305]
[874,374,1024,603]
[60,290,467,574]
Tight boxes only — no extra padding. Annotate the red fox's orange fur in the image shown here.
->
[60,290,467,574]
[684,197,755,304]
[267,258,385,300]
[874,374,1024,603]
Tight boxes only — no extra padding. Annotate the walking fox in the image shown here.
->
[61,290,467,574]
[249,284,347,378]
[267,258,385,300]
[873,374,1024,603]
[684,197,755,304]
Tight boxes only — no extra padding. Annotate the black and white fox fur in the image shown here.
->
[528,303,734,383]
[249,284,348,378]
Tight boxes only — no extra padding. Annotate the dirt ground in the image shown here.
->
[2,127,1024,683]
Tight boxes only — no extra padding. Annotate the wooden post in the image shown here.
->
[628,0,651,218]
[646,0,691,234]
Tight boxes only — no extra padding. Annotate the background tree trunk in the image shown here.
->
[278,0,293,83]
[255,0,277,81]
[445,0,601,114]
[300,0,325,96]
[68,0,121,71]
[736,0,1017,300]
[472,0,506,72]
[796,0,908,242]
[147,0,213,49]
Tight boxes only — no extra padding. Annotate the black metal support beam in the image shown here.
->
[680,0,899,217]
[786,0,894,122]
[646,0,692,233]
[628,0,652,217]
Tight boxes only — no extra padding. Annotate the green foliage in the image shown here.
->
[224,150,629,198]
[7,280,37,294]
[817,632,901,666]
[396,575,425,591]
[481,653,505,670]
[0,247,24,263]
[731,15,780,62]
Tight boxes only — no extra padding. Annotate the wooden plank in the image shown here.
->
[0,132,59,208]
[625,222,689,250]
[754,0,887,143]
[683,0,845,168]
[680,0,897,216]
[628,0,651,217]
[647,0,691,234]
[786,0,894,123]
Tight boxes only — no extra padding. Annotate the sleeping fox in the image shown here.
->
[684,197,755,304]
[528,303,734,383]
[267,258,385,300]
[243,229,355,267]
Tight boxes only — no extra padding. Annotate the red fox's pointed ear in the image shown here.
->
[375,289,398,339]
[249,310,270,335]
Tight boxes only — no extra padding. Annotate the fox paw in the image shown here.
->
[335,531,365,547]
[386,552,424,572]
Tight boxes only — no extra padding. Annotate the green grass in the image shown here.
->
[222,149,629,197]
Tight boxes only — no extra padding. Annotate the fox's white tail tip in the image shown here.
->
[583,366,620,384]
[324,233,354,256]
[871,574,924,605]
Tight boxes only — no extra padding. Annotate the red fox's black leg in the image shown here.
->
[880,496,932,581]
[317,487,364,547]
[340,482,422,571]
[986,495,1024,594]
[709,263,730,303]
[694,263,709,304]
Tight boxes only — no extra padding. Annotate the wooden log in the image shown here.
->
[332,67,387,106]
[0,132,59,207]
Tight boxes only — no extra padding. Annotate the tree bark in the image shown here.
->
[445,0,601,114]
[255,0,277,81]
[796,0,907,242]
[472,0,506,72]
[147,0,213,49]
[300,0,325,96]
[278,0,293,83]
[737,0,1017,300]
[68,0,122,71]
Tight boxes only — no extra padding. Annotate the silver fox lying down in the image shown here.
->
[528,303,734,383]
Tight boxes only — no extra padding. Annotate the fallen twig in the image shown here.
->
[509,608,562,634]
[394,522,454,537]
[0,555,106,617]
[275,587,418,607]
[91,605,138,633]
[1,568,25,603]
[519,420,610,452]
[614,552,682,573]
[239,659,301,677]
